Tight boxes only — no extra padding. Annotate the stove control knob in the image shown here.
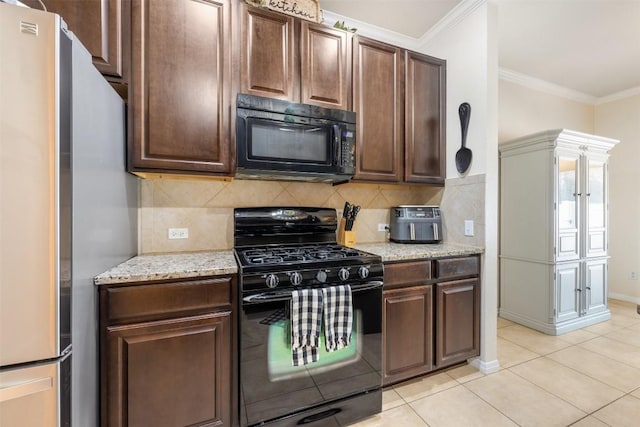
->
[290,271,303,286]
[316,270,328,283]
[265,274,279,289]
[358,266,370,279]
[338,268,350,281]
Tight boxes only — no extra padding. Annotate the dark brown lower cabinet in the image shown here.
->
[383,285,433,385]
[435,278,481,367]
[99,276,236,427]
[106,313,230,427]
[382,255,481,385]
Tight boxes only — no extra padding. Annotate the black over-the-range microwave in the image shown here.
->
[235,93,356,183]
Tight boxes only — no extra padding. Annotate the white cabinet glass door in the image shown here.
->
[585,157,607,258]
[556,154,580,261]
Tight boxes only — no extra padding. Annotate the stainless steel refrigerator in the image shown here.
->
[0,4,137,426]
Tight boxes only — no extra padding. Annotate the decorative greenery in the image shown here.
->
[333,20,357,33]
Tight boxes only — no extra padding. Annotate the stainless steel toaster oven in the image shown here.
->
[389,205,442,243]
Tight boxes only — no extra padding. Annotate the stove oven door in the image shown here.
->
[239,282,382,426]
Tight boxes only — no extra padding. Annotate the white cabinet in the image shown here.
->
[499,129,618,335]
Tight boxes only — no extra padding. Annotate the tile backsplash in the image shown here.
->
[440,174,485,247]
[139,178,443,253]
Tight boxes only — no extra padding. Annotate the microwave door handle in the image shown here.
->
[433,223,439,240]
[409,223,416,241]
[332,125,341,166]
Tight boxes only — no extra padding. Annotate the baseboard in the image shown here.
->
[469,357,500,374]
[609,293,640,305]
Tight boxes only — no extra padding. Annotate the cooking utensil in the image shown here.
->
[343,201,351,219]
[455,102,472,174]
[346,205,360,231]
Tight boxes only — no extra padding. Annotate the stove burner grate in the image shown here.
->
[239,244,371,266]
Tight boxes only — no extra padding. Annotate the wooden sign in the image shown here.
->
[246,0,322,23]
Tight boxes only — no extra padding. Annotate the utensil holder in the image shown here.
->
[338,219,356,247]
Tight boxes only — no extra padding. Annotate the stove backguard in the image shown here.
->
[234,207,338,247]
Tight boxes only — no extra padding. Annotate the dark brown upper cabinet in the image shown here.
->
[405,51,446,184]
[353,36,446,184]
[45,0,128,83]
[352,36,404,182]
[240,3,350,110]
[128,0,233,176]
[299,21,350,110]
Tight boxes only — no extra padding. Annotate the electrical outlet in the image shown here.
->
[630,272,638,280]
[378,223,389,232]
[464,220,474,236]
[168,228,189,239]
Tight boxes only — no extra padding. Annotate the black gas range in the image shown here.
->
[234,207,383,293]
[234,207,383,427]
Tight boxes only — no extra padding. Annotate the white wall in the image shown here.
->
[595,94,640,303]
[421,1,500,372]
[499,80,595,142]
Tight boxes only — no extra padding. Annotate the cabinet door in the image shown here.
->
[584,155,608,258]
[300,22,350,110]
[104,312,231,427]
[404,51,446,184]
[45,0,126,79]
[584,258,607,315]
[383,285,433,385]
[353,36,403,182]
[555,262,580,323]
[435,279,480,368]
[129,0,232,174]
[556,152,581,261]
[241,4,295,100]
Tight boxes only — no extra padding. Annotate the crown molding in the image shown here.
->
[321,10,419,50]
[418,0,487,49]
[500,68,640,105]
[596,86,640,105]
[323,0,487,51]
[499,68,598,105]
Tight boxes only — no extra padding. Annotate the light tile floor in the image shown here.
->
[350,299,640,427]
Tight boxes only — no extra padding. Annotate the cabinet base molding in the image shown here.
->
[499,308,611,336]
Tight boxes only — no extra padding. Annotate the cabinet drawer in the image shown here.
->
[435,256,479,280]
[103,277,233,324]
[384,261,432,288]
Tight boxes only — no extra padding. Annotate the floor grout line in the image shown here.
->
[355,305,640,426]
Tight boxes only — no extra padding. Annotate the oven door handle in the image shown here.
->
[242,281,383,304]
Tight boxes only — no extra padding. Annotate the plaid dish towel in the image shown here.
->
[322,285,353,352]
[291,288,323,366]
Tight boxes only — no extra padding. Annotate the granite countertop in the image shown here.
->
[94,250,237,285]
[94,242,483,285]
[355,242,484,262]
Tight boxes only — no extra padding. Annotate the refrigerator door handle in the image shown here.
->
[0,377,53,403]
